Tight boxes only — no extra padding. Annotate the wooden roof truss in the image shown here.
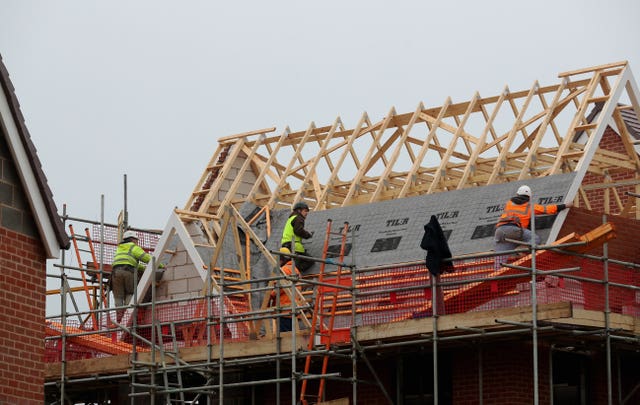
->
[179,61,640,245]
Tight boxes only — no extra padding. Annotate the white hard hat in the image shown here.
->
[123,230,138,240]
[517,185,532,197]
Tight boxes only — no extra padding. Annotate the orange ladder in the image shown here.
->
[299,219,350,405]
[68,224,111,330]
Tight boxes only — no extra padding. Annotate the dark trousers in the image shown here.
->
[281,243,314,272]
[279,316,293,332]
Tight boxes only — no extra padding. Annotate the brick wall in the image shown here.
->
[451,343,551,404]
[581,127,637,214]
[0,134,48,404]
[256,356,396,405]
[0,228,47,404]
[561,206,640,263]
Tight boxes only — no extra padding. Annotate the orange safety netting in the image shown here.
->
[46,247,640,361]
[90,223,160,264]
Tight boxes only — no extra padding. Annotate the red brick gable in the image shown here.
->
[581,126,638,214]
[0,228,47,404]
[560,206,640,263]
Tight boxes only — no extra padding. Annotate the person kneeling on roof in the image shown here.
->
[494,185,573,266]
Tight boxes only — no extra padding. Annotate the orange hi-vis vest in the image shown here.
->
[271,261,301,307]
[496,200,560,230]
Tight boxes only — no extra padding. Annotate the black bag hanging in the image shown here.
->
[420,215,454,276]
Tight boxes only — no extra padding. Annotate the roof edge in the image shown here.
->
[0,53,70,256]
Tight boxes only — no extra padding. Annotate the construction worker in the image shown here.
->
[269,247,302,332]
[281,201,314,272]
[111,230,161,321]
[494,185,573,255]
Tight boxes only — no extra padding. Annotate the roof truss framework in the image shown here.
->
[179,61,640,245]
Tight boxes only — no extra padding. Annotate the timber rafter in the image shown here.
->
[179,61,640,244]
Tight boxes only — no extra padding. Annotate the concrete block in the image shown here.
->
[173,264,196,279]
[1,205,22,232]
[187,276,204,293]
[168,279,188,296]
[0,181,13,205]
[1,157,19,184]
[172,250,188,266]
[235,181,253,198]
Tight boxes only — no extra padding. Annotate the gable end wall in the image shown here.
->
[581,126,638,214]
[0,132,47,404]
[0,228,47,404]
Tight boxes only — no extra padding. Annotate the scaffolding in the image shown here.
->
[44,61,640,404]
[45,206,640,404]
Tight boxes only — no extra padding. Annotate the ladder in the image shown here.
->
[68,224,111,330]
[155,322,187,404]
[299,219,350,405]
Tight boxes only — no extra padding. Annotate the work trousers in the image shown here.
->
[111,265,138,307]
[493,224,541,270]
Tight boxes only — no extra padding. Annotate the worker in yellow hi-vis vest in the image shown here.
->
[281,201,314,272]
[111,230,163,321]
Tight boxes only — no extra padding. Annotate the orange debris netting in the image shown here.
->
[46,224,639,361]
[90,223,160,264]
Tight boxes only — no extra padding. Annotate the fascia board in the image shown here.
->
[132,212,215,310]
[0,87,59,258]
[548,66,640,242]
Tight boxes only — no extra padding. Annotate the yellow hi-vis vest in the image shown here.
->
[281,215,304,253]
[112,242,151,271]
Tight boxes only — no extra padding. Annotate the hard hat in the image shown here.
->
[123,230,138,240]
[279,247,291,255]
[516,185,532,197]
[293,201,309,211]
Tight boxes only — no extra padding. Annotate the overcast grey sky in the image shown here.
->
[1,0,639,233]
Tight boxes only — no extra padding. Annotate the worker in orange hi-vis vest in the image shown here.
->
[493,185,573,267]
[269,247,302,332]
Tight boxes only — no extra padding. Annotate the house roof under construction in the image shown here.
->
[44,62,640,403]
[128,60,640,304]
[172,61,640,253]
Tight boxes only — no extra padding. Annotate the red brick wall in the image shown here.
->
[581,127,637,214]
[0,227,47,404]
[560,206,640,263]
[257,357,395,405]
[452,343,551,404]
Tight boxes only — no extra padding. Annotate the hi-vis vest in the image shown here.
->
[112,242,150,271]
[496,201,559,230]
[281,215,304,253]
[270,261,301,307]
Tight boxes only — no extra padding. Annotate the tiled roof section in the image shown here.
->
[620,107,640,140]
[0,54,70,249]
[581,102,640,141]
[239,173,577,273]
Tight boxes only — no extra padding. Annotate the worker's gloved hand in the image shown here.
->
[309,231,314,238]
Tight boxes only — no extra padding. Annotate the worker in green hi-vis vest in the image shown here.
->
[280,201,314,272]
[111,230,163,321]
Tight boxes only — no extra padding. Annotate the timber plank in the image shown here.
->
[355,302,572,342]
